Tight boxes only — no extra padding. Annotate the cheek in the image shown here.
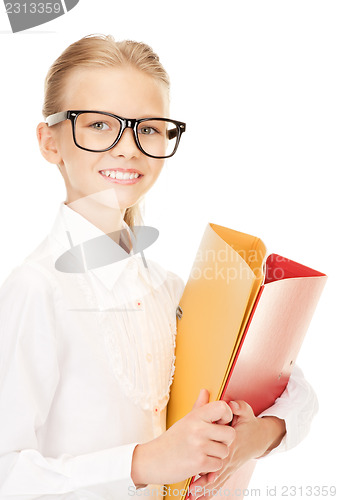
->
[61,143,98,175]
[148,160,165,183]
[55,125,89,170]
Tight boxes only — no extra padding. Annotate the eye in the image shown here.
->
[90,122,110,131]
[139,126,158,135]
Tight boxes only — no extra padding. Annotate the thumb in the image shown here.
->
[192,388,210,410]
[228,400,254,424]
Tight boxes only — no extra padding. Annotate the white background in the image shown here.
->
[0,1,337,498]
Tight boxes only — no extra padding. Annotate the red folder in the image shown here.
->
[221,253,326,414]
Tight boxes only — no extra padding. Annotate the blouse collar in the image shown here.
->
[48,202,150,290]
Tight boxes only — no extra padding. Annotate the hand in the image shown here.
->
[188,400,286,499]
[131,389,235,487]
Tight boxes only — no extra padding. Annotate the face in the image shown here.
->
[40,66,169,212]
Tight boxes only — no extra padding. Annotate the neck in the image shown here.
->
[64,190,126,244]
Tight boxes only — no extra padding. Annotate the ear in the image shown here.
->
[36,122,63,165]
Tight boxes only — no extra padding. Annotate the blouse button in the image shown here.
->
[146,353,152,363]
[136,300,142,309]
[154,406,159,415]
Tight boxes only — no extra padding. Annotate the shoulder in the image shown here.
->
[0,261,58,354]
[1,226,64,293]
[0,259,55,306]
[164,268,185,305]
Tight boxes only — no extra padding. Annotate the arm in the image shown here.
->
[130,388,235,487]
[0,265,139,498]
[0,265,238,497]
[257,363,319,455]
[189,366,318,498]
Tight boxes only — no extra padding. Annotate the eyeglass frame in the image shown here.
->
[45,110,186,159]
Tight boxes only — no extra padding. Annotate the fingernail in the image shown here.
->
[230,400,239,410]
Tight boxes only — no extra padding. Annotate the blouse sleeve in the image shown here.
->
[0,265,139,498]
[165,270,185,308]
[256,363,319,457]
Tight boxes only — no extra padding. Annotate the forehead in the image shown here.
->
[61,66,169,117]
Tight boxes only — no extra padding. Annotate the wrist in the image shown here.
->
[131,444,149,489]
[256,416,286,458]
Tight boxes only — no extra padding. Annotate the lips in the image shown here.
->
[98,169,144,184]
[99,168,144,176]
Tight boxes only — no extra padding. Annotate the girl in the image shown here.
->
[0,34,318,500]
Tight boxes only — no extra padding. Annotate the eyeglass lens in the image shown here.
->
[74,113,179,157]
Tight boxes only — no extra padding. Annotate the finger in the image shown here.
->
[204,440,230,460]
[189,471,220,500]
[188,473,214,499]
[208,421,236,446]
[188,486,206,500]
[192,472,229,500]
[201,400,233,425]
[228,400,255,421]
[188,474,209,493]
[192,389,210,410]
[191,471,217,487]
[198,455,223,474]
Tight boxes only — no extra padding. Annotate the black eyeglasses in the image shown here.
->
[46,110,186,159]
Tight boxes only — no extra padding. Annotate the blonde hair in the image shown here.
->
[42,34,170,229]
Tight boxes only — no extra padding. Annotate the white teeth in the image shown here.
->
[100,170,140,180]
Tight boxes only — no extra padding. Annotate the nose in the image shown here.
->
[110,127,141,159]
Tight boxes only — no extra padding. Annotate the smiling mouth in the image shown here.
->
[99,169,144,183]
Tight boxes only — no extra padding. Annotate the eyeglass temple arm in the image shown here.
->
[168,124,185,140]
[46,111,69,127]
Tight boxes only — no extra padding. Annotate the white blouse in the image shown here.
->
[0,202,318,500]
